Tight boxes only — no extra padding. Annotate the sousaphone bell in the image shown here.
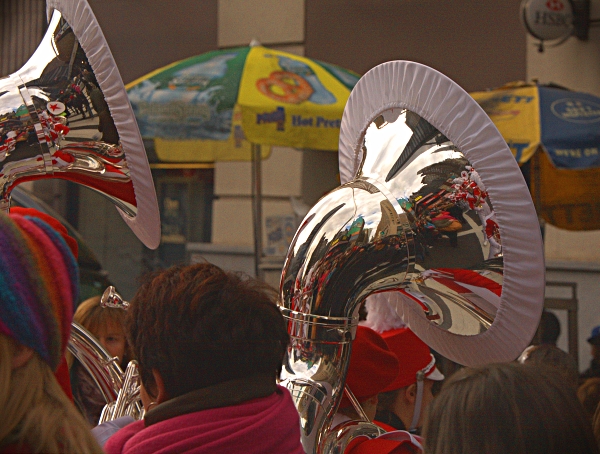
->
[0,0,161,423]
[279,61,546,453]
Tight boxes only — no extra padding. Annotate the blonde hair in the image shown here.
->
[0,334,103,453]
[69,295,130,366]
[74,295,128,338]
[424,363,599,454]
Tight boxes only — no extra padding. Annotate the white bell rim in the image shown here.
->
[45,0,161,249]
[338,60,545,366]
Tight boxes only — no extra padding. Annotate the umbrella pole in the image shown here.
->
[251,143,264,280]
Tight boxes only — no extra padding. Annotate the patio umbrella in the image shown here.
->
[125,44,360,274]
[471,83,600,231]
[125,44,359,161]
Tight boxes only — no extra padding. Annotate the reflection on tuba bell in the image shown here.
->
[279,61,545,452]
[0,0,160,249]
[0,0,161,424]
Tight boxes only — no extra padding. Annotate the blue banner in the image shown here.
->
[539,86,600,169]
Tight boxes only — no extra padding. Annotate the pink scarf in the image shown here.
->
[105,386,304,454]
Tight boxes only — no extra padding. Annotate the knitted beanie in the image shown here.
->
[0,211,79,371]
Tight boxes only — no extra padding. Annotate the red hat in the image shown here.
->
[340,326,400,408]
[380,327,444,392]
[10,207,78,258]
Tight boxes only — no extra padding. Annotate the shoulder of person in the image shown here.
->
[345,430,423,454]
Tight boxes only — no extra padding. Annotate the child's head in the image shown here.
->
[74,295,129,364]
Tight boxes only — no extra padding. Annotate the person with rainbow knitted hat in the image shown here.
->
[0,210,102,453]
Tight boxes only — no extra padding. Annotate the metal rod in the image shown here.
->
[344,386,371,422]
[251,143,263,280]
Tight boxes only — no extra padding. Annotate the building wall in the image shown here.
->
[86,0,219,85]
[0,0,46,76]
[305,0,527,92]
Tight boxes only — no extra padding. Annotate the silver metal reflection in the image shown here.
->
[69,285,141,424]
[279,108,503,452]
[68,321,143,424]
[101,285,130,310]
[0,10,136,214]
[99,360,143,424]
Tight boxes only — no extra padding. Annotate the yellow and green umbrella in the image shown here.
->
[126,45,359,276]
[125,45,360,162]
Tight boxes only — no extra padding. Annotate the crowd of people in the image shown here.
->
[1,208,600,453]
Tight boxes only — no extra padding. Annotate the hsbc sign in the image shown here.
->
[521,0,574,41]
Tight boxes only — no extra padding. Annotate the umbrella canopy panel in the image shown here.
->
[471,84,600,169]
[126,45,360,162]
[471,83,600,231]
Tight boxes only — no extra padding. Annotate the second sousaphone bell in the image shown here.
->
[0,0,160,249]
[280,61,546,453]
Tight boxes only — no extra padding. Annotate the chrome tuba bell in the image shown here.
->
[279,61,545,453]
[0,0,161,424]
[0,0,160,248]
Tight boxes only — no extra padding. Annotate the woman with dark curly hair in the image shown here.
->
[104,262,303,454]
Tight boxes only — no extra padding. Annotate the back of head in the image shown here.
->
[0,211,78,371]
[519,344,579,390]
[536,310,561,345]
[424,362,599,454]
[588,325,600,347]
[578,377,600,421]
[128,263,290,398]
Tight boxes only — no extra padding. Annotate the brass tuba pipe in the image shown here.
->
[280,61,545,453]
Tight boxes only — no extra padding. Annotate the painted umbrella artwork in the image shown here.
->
[126,44,360,162]
[126,44,360,275]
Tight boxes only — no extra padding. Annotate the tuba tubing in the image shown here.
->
[68,321,123,405]
[280,61,545,453]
